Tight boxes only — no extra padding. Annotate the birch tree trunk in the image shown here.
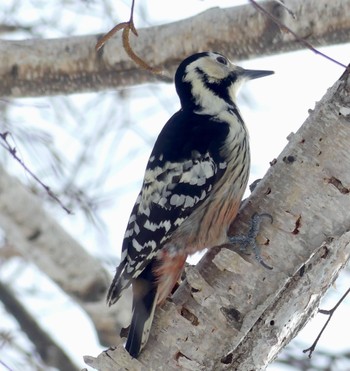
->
[84,61,350,370]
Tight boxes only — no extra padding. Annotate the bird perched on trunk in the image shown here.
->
[107,51,274,358]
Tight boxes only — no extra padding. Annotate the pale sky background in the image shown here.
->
[1,1,350,370]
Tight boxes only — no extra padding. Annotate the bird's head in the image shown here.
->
[175,51,274,113]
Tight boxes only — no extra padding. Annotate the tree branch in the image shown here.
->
[0,165,130,346]
[0,280,78,371]
[85,57,350,369]
[303,286,350,357]
[1,0,349,98]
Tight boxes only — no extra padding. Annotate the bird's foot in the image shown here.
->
[228,213,273,270]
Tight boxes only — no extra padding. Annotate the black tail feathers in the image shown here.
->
[125,262,158,358]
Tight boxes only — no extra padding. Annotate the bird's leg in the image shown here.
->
[228,213,273,270]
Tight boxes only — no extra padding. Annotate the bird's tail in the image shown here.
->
[125,253,187,357]
[106,259,130,306]
[125,262,158,358]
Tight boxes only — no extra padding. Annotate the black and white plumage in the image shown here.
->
[107,52,273,358]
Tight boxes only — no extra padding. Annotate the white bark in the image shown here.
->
[84,60,350,369]
[0,166,130,345]
[1,0,349,97]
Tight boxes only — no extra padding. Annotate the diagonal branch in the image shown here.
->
[85,52,350,370]
[0,280,78,371]
[0,165,131,346]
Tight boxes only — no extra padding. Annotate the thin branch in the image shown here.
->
[0,132,72,214]
[303,287,350,357]
[249,0,347,69]
[96,0,162,74]
[95,21,129,51]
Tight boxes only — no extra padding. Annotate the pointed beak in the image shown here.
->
[241,68,274,80]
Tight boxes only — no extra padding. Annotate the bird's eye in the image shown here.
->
[216,56,228,65]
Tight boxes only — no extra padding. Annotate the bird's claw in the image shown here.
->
[228,213,273,270]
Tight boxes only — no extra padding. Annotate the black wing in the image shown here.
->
[107,110,230,304]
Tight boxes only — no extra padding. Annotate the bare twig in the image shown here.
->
[95,21,130,51]
[96,0,162,74]
[249,0,347,69]
[303,287,350,357]
[0,132,72,214]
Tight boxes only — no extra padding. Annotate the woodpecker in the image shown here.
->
[107,51,273,358]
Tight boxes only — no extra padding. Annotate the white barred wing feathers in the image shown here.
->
[107,111,229,305]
